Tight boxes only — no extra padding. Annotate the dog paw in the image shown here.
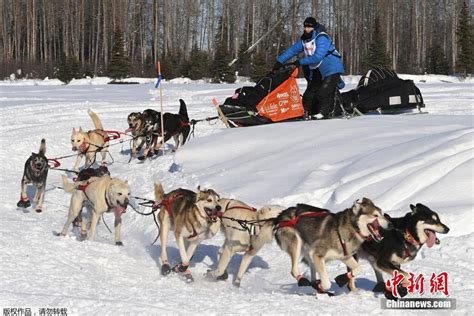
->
[205,269,228,282]
[115,241,123,246]
[172,262,189,273]
[373,282,386,293]
[233,279,241,288]
[216,270,229,281]
[335,273,351,287]
[161,263,172,276]
[181,271,194,283]
[17,199,31,208]
[297,277,313,287]
[137,155,146,161]
[384,288,399,301]
[311,280,335,296]
[398,284,408,297]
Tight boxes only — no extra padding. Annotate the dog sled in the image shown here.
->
[215,67,425,127]
[337,68,425,115]
[217,67,304,127]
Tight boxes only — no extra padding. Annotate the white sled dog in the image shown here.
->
[206,198,285,286]
[58,174,130,245]
[71,109,109,171]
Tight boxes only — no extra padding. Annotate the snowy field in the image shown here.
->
[0,76,473,315]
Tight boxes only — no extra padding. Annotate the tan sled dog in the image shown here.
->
[206,198,285,286]
[71,109,109,171]
[58,174,130,245]
[154,181,221,282]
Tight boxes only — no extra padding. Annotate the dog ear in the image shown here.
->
[72,127,76,133]
[353,199,362,214]
[79,127,83,132]
[410,204,417,213]
[361,197,373,205]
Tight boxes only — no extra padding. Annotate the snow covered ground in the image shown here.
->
[0,76,473,315]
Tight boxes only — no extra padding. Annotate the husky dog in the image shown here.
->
[274,198,392,295]
[126,112,146,156]
[58,174,130,245]
[17,139,49,213]
[206,198,285,286]
[138,99,190,160]
[349,203,450,298]
[71,109,109,171]
[153,180,221,282]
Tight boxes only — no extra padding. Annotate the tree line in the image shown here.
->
[1,0,472,83]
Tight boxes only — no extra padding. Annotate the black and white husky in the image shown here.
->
[350,203,450,299]
[17,139,49,213]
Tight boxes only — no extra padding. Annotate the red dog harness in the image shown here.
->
[277,210,329,228]
[154,192,188,219]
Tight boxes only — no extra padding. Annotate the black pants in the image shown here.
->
[302,72,341,117]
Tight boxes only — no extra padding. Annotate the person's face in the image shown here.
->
[304,26,314,34]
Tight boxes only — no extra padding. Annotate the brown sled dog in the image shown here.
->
[274,198,392,295]
[153,180,221,282]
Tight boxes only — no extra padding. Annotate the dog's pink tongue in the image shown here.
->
[114,205,126,217]
[426,230,436,248]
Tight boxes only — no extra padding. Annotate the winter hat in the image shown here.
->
[303,17,317,28]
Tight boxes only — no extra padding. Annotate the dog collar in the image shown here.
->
[403,229,421,247]
[79,141,90,154]
[352,222,373,241]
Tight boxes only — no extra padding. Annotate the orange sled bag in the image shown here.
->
[219,68,304,127]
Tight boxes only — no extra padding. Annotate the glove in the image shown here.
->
[272,61,283,72]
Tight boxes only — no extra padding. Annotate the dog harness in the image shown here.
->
[153,192,202,239]
[277,210,329,228]
[401,229,421,258]
[154,192,188,219]
[79,140,90,154]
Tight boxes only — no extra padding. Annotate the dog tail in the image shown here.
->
[61,175,76,193]
[39,138,46,155]
[87,109,104,130]
[154,180,165,205]
[178,99,189,122]
[251,205,285,249]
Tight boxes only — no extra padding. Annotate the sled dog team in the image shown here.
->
[17,106,450,298]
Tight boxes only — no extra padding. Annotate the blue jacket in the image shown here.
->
[277,24,345,86]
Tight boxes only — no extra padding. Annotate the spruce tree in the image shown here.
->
[250,52,269,82]
[108,27,131,81]
[456,1,473,76]
[187,44,210,80]
[56,54,80,84]
[363,18,391,71]
[235,44,252,77]
[426,44,450,75]
[212,17,236,83]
